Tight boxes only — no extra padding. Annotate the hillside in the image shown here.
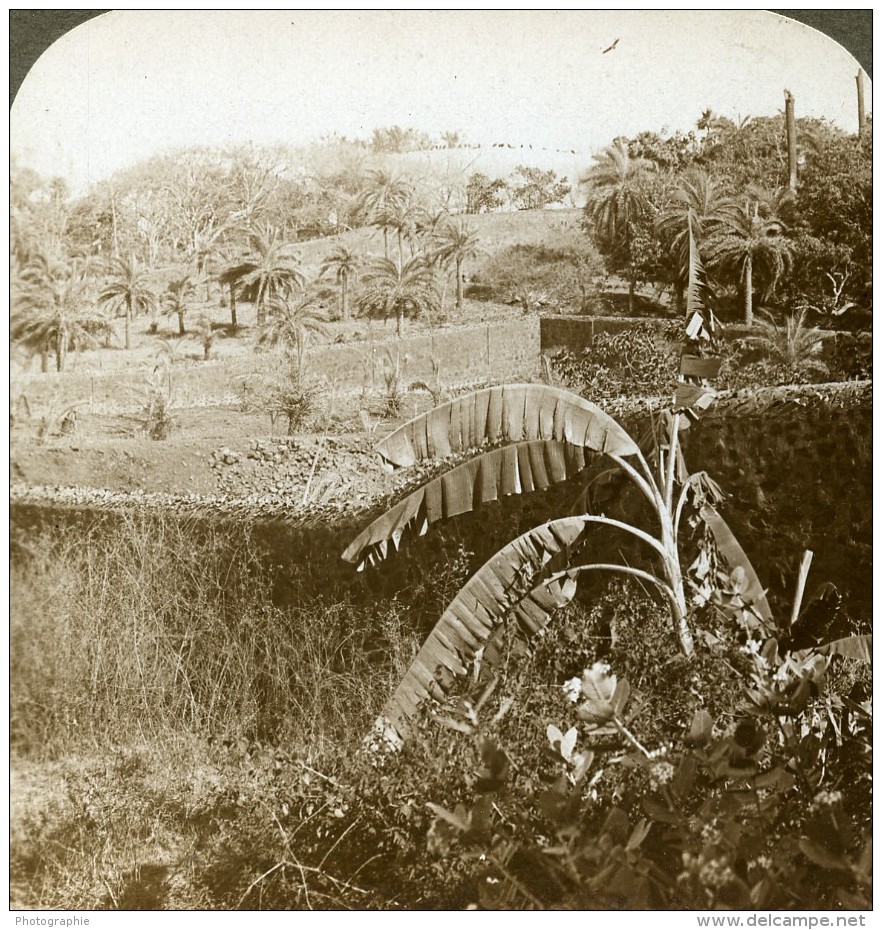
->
[293,207,584,276]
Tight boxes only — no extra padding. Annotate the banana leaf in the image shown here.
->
[375,383,639,470]
[379,516,671,735]
[685,214,717,339]
[342,439,591,569]
[814,633,872,663]
[700,503,773,623]
[381,517,591,733]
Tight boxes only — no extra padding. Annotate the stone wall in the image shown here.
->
[18,319,543,414]
[12,383,872,632]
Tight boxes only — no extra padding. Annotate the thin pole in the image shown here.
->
[784,90,798,194]
[856,70,866,139]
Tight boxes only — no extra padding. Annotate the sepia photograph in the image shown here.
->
[9,9,872,915]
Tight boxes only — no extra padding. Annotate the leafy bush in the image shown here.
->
[822,332,872,382]
[417,585,872,909]
[380,348,407,417]
[546,326,680,398]
[718,328,871,391]
[141,362,176,440]
[509,165,572,211]
[239,368,322,435]
[471,239,604,312]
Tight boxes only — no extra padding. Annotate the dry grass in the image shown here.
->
[11,513,415,758]
[8,511,436,909]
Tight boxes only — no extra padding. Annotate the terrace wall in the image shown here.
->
[17,319,543,414]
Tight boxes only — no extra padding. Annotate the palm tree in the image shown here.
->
[430,217,485,314]
[226,223,305,327]
[359,255,439,338]
[380,200,426,267]
[12,256,106,372]
[748,308,828,380]
[319,246,360,321]
[188,313,225,362]
[656,169,731,311]
[582,139,655,310]
[99,255,158,350]
[217,248,249,329]
[162,275,195,336]
[257,294,330,374]
[191,222,227,301]
[356,170,413,258]
[705,199,793,325]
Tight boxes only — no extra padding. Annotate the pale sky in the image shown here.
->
[11,10,872,194]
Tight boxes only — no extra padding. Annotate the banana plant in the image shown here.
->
[343,383,772,738]
[344,228,768,740]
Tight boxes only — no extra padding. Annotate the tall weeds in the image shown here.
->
[11,513,412,759]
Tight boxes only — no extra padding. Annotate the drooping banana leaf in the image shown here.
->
[375,383,639,470]
[700,503,773,624]
[380,518,591,733]
[435,572,581,720]
[342,440,592,569]
[379,516,670,736]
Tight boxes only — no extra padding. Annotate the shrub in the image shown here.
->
[546,325,680,398]
[824,332,872,382]
[141,362,176,440]
[417,585,872,909]
[238,368,322,435]
[380,348,407,418]
[471,240,604,312]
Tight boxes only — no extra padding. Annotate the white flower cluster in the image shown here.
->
[562,677,582,703]
[650,761,675,784]
[809,789,843,813]
[561,662,612,703]
[699,857,736,891]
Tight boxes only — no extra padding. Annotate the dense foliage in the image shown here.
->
[581,113,871,323]
[10,109,870,380]
[12,520,870,909]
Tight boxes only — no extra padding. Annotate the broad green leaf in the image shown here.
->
[611,679,631,715]
[547,724,564,745]
[572,750,595,784]
[687,709,714,748]
[546,726,581,763]
[379,518,588,734]
[375,383,640,469]
[671,756,697,800]
[798,838,851,872]
[559,727,578,762]
[626,818,652,851]
[578,662,618,723]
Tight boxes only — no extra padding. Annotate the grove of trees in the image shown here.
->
[581,110,872,321]
[9,109,871,374]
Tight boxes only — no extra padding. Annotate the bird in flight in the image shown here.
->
[602,38,620,54]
